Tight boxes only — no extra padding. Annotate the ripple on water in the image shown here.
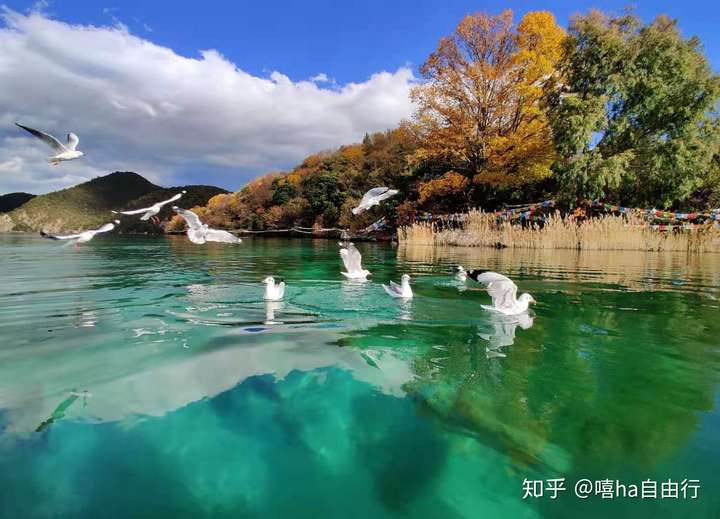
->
[0,235,719,517]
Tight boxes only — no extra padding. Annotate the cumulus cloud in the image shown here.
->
[0,9,416,194]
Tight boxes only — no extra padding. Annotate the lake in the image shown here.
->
[0,234,718,518]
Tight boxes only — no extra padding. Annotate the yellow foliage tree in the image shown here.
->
[409,10,564,187]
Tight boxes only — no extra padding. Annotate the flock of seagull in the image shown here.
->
[18,122,537,316]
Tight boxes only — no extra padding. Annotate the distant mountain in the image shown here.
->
[2,171,227,233]
[0,192,35,213]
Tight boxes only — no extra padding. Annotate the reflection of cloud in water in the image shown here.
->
[478,312,534,355]
[0,328,415,434]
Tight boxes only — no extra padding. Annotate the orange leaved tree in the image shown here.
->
[409,10,564,188]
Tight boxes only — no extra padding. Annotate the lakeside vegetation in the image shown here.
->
[400,211,720,252]
[176,8,720,250]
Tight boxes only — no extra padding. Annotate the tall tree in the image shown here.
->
[547,11,720,207]
[409,10,565,188]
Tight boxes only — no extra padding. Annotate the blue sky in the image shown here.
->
[1,0,718,194]
[7,0,720,81]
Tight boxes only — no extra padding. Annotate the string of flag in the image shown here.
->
[495,200,555,221]
[592,201,720,222]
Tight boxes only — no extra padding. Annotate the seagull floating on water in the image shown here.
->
[467,270,536,315]
[15,123,84,165]
[352,187,398,215]
[263,276,285,301]
[113,191,186,223]
[383,274,413,299]
[455,265,467,282]
[41,220,120,247]
[172,207,241,244]
[340,242,371,279]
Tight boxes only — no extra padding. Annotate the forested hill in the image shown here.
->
[180,10,720,234]
[0,192,35,213]
[2,171,226,233]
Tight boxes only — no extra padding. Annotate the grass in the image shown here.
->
[399,210,720,253]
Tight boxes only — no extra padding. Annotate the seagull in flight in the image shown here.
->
[455,265,467,282]
[263,276,285,301]
[41,220,120,248]
[15,123,84,165]
[113,191,186,224]
[383,274,413,299]
[466,270,536,315]
[172,207,241,244]
[352,187,398,215]
[339,242,371,280]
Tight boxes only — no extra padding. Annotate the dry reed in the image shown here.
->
[398,210,720,253]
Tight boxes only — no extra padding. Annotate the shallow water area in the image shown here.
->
[0,234,719,518]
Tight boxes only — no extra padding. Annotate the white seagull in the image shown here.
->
[172,207,241,244]
[352,187,399,215]
[383,274,413,299]
[263,276,285,301]
[16,123,84,165]
[340,242,371,280]
[113,191,186,223]
[41,220,120,247]
[455,265,467,282]
[467,270,536,315]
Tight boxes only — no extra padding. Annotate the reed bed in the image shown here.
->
[399,210,720,253]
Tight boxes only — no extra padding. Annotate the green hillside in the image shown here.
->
[5,171,226,233]
[0,192,35,213]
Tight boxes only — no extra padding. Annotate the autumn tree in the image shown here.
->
[547,11,720,207]
[418,171,469,212]
[409,10,565,188]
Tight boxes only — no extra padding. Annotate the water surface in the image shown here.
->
[0,235,719,518]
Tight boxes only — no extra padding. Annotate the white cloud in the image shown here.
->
[0,9,416,194]
[311,73,329,83]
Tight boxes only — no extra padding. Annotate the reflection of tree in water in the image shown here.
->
[393,288,720,476]
[35,393,79,432]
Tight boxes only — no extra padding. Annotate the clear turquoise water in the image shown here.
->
[0,234,719,518]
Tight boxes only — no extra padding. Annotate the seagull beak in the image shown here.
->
[530,297,537,305]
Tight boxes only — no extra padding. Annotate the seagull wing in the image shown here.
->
[204,228,240,243]
[346,244,363,273]
[16,123,66,152]
[382,283,403,297]
[187,228,206,244]
[113,207,153,215]
[277,282,285,298]
[90,222,116,235]
[41,230,83,240]
[173,207,204,230]
[373,189,398,203]
[475,272,518,310]
[339,248,352,271]
[158,192,184,207]
[66,132,80,150]
[360,187,389,205]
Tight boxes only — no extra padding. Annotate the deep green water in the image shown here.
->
[0,234,719,518]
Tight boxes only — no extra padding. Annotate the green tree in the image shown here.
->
[271,179,297,206]
[301,173,347,226]
[547,11,720,207]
